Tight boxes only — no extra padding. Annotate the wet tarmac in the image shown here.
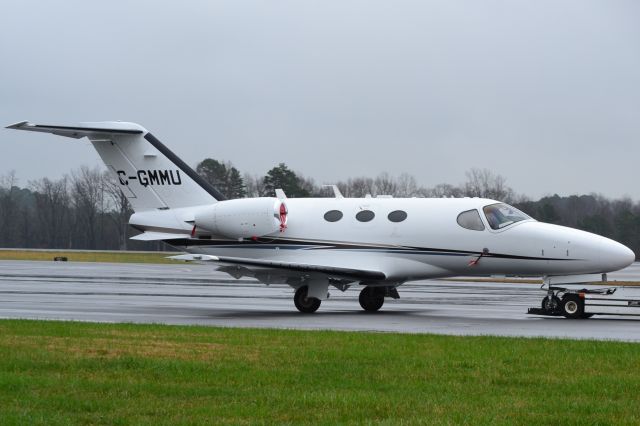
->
[0,260,639,341]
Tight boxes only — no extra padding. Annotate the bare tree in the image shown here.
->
[244,173,266,198]
[103,171,133,250]
[396,173,420,197]
[337,173,424,198]
[374,172,398,196]
[343,177,375,198]
[426,183,464,198]
[463,168,515,202]
[0,171,19,246]
[334,182,350,198]
[30,176,71,248]
[70,166,106,249]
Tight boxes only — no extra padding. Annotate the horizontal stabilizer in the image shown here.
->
[131,232,191,241]
[6,121,145,139]
[167,254,220,261]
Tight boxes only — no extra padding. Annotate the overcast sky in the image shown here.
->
[1,1,638,199]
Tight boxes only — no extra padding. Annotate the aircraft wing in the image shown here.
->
[168,254,387,281]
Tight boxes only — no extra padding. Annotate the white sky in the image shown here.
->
[1,1,639,199]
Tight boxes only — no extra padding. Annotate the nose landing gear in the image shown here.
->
[534,287,587,318]
[541,290,561,313]
[529,286,607,319]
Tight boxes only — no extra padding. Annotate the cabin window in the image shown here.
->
[483,203,530,230]
[457,209,485,231]
[324,210,343,222]
[356,210,375,222]
[387,210,407,223]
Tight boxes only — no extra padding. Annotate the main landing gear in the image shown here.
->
[293,285,400,313]
[294,286,322,313]
[359,287,385,312]
[359,286,400,312]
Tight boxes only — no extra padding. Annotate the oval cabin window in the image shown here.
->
[356,210,375,222]
[323,210,343,222]
[387,210,407,223]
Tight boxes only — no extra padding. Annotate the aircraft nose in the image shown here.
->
[600,238,635,271]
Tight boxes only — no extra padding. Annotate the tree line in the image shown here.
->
[0,159,638,258]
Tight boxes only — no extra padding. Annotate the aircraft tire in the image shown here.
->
[294,286,321,313]
[359,287,384,312]
[561,294,584,319]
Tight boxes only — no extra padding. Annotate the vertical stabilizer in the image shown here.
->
[6,121,225,212]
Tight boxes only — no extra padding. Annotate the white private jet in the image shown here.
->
[7,121,635,316]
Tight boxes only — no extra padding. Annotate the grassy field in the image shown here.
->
[0,249,176,264]
[0,320,639,425]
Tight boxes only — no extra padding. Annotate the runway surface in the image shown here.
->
[0,260,639,341]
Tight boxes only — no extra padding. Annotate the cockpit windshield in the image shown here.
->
[483,203,531,230]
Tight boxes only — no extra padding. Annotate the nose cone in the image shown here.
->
[601,238,636,271]
[519,222,636,274]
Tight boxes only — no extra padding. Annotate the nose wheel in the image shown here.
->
[541,294,561,313]
[531,286,591,319]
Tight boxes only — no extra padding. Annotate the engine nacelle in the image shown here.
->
[193,197,287,239]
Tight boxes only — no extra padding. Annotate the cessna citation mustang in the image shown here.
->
[7,121,635,315]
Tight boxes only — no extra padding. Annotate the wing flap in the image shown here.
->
[167,254,386,281]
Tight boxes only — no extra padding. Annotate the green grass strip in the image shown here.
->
[0,319,639,425]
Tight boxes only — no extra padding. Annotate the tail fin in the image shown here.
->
[6,121,225,212]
